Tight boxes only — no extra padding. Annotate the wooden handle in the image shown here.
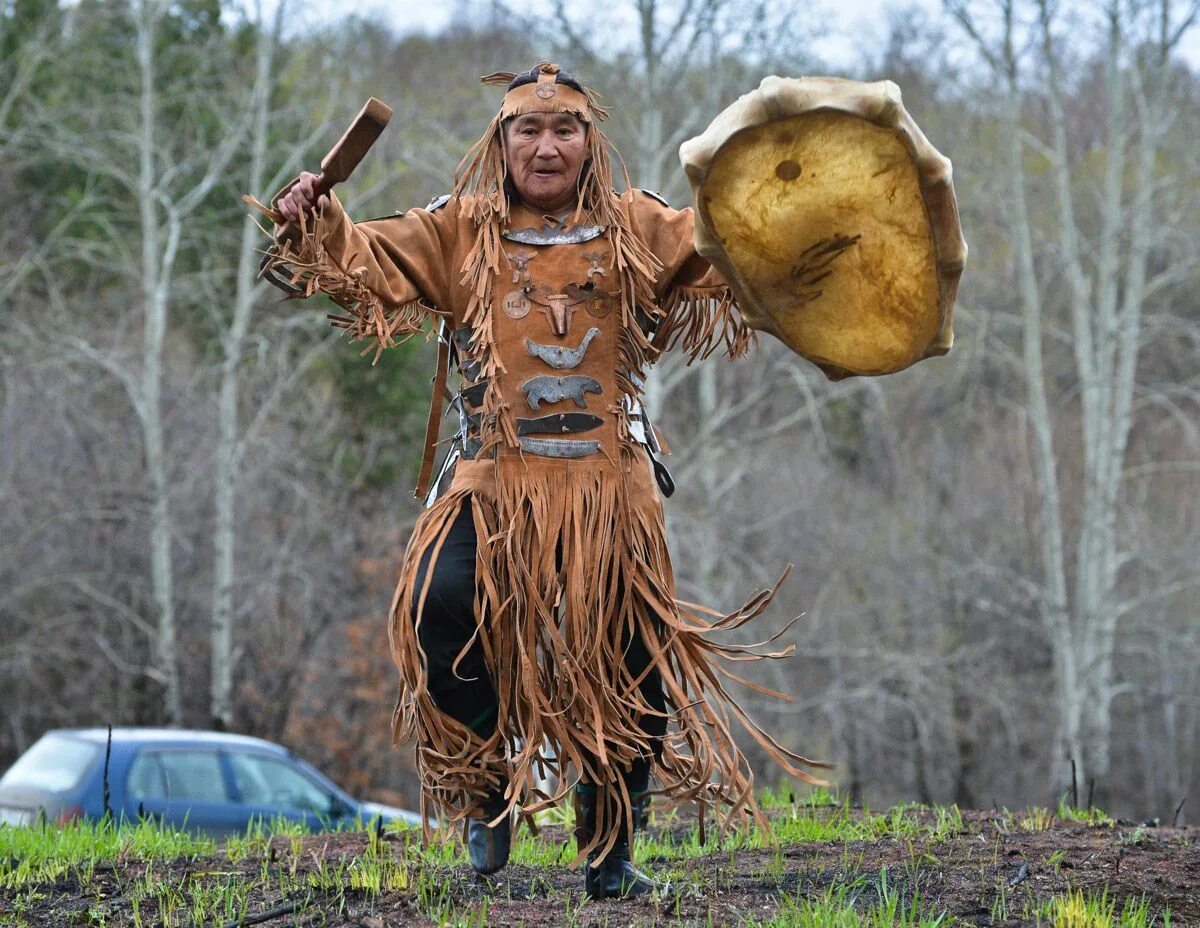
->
[318,96,393,190]
[255,98,392,227]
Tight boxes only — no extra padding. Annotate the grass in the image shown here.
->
[0,816,214,891]
[1054,798,1115,828]
[747,875,954,927]
[1038,889,1172,928]
[0,790,1183,927]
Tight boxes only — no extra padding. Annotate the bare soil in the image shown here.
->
[4,810,1197,927]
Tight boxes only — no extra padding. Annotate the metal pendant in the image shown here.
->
[582,250,608,279]
[584,293,611,318]
[528,287,586,337]
[506,249,536,286]
[503,224,605,246]
[502,290,532,319]
[565,282,612,319]
[451,326,480,380]
[518,437,601,458]
[460,380,487,408]
[526,327,599,370]
[451,326,473,352]
[520,374,603,410]
[517,412,604,436]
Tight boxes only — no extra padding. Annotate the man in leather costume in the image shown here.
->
[268,61,822,900]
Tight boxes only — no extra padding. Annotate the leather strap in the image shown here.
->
[414,333,451,499]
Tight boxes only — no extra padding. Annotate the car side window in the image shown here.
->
[127,750,228,803]
[227,753,334,813]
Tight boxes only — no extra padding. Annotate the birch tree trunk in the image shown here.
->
[77,0,249,725]
[949,0,1195,800]
[135,0,183,726]
[209,1,285,731]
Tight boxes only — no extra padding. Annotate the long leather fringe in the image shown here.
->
[389,471,830,864]
[251,204,432,364]
[656,285,756,363]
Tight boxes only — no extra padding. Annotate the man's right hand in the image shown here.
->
[274,171,329,237]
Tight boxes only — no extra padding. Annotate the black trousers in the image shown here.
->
[411,499,667,774]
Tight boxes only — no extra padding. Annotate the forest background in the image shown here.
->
[2,0,1197,823]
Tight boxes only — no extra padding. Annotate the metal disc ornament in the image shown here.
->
[502,289,532,319]
[583,290,611,318]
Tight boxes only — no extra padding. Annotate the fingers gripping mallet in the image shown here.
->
[247,97,392,293]
[248,96,393,226]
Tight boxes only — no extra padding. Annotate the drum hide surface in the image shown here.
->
[681,77,966,379]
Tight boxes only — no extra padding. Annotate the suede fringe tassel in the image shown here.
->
[389,470,830,864]
[656,285,756,364]
[245,200,431,364]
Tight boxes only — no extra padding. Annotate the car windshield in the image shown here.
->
[1,734,101,792]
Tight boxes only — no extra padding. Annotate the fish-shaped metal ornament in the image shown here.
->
[518,437,601,458]
[516,412,604,435]
[525,328,599,370]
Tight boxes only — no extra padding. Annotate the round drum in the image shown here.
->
[680,77,966,379]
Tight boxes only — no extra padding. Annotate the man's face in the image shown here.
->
[503,112,588,214]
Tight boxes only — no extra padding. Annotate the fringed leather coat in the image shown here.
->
[264,187,823,851]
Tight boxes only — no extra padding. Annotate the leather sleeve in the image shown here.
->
[320,194,457,311]
[624,190,726,299]
[624,190,752,361]
[262,192,459,359]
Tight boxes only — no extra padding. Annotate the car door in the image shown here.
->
[124,747,247,837]
[224,750,346,832]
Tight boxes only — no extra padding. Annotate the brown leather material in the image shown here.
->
[415,333,451,501]
[252,182,828,859]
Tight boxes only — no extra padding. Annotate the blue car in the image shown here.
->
[0,728,422,838]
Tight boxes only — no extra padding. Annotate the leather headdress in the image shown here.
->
[483,61,610,124]
[454,61,617,224]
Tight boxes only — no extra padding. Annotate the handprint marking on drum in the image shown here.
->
[789,233,862,303]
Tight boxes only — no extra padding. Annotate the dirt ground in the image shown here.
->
[4,810,1197,927]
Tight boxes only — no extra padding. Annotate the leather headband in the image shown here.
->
[499,81,593,122]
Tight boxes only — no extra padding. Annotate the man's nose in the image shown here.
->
[534,133,559,158]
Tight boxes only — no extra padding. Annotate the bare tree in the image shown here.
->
[209,0,322,730]
[30,0,252,723]
[946,0,1200,800]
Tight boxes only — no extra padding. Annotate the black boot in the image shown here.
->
[576,764,665,900]
[466,789,511,876]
